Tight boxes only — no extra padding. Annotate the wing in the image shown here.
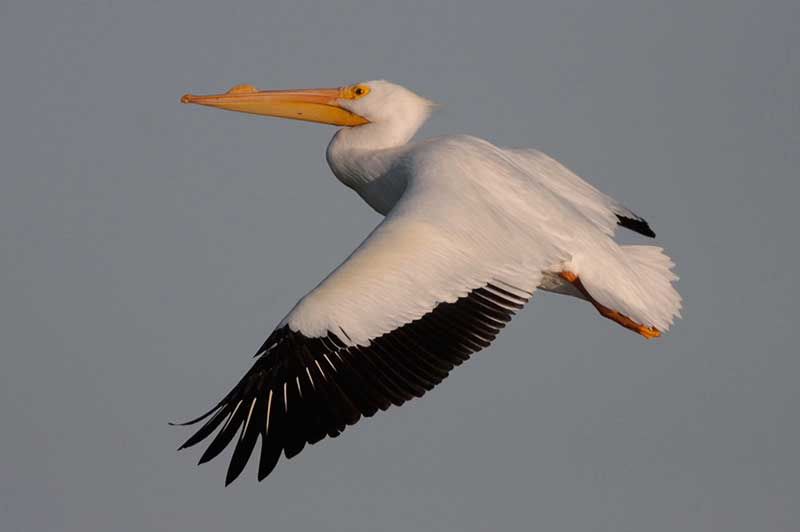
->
[175,138,575,484]
[175,283,530,485]
[506,149,656,238]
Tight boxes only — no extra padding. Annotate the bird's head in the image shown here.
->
[181,80,434,129]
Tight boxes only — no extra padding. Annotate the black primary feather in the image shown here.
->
[174,282,531,484]
[616,214,656,238]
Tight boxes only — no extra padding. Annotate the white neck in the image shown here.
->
[326,112,430,215]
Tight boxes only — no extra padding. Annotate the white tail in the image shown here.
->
[574,244,682,332]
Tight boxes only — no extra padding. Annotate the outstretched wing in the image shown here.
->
[175,282,530,485]
[175,138,581,484]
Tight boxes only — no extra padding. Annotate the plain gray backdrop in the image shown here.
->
[1,1,798,530]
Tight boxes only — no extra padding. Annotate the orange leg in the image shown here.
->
[559,272,661,339]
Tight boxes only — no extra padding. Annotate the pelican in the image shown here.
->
[174,80,681,485]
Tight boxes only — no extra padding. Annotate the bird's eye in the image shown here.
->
[350,85,370,99]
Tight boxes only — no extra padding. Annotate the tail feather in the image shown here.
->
[575,245,682,332]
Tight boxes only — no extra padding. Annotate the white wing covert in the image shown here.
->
[507,149,655,238]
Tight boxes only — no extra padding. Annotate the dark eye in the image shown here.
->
[354,87,365,96]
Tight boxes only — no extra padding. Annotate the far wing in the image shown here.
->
[507,149,655,237]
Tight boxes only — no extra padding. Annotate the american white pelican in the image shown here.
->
[175,80,681,485]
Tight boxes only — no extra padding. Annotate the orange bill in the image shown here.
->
[181,84,369,126]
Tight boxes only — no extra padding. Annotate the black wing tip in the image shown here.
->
[616,215,656,238]
[225,465,242,486]
[197,448,219,466]
[169,418,202,427]
[175,282,533,485]
[169,419,202,428]
[169,399,227,427]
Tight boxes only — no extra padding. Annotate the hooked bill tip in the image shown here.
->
[180,94,195,104]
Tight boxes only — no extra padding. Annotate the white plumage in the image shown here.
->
[176,80,681,484]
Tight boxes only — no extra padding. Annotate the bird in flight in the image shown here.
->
[174,80,681,485]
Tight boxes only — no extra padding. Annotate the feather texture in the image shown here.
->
[177,283,530,484]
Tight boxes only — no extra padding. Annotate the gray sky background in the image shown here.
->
[1,1,798,531]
